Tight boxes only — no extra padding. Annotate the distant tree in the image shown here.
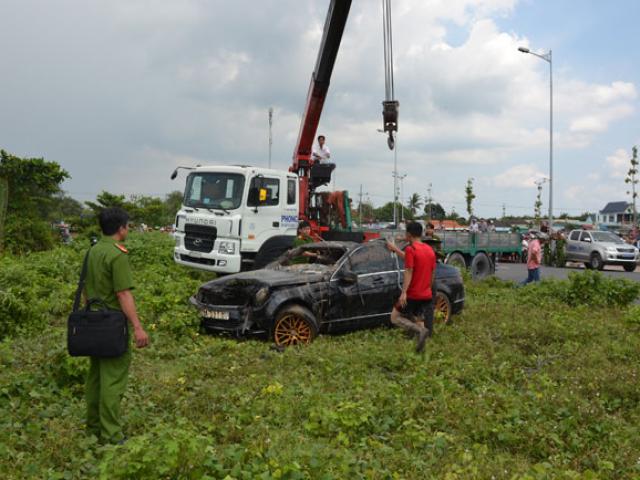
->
[354,200,375,224]
[534,182,543,224]
[165,191,184,219]
[407,193,422,218]
[374,202,411,223]
[0,150,70,252]
[46,192,84,222]
[465,178,476,217]
[85,191,128,216]
[135,196,166,227]
[424,201,445,220]
[625,146,639,226]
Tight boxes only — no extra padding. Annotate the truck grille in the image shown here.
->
[184,224,217,253]
[180,254,217,266]
[616,247,635,253]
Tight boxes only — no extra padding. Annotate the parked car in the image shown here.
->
[565,229,639,271]
[191,240,465,347]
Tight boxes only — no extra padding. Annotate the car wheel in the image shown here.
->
[623,264,636,272]
[434,291,452,325]
[590,253,604,271]
[273,305,318,347]
[445,252,466,270]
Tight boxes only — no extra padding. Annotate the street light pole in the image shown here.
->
[518,46,553,232]
[399,173,407,222]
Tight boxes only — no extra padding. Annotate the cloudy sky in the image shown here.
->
[1,0,639,218]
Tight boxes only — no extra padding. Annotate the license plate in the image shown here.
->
[202,309,230,320]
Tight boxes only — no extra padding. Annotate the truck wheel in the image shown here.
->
[272,305,318,347]
[471,252,492,280]
[445,252,466,270]
[254,237,295,269]
[623,264,636,272]
[589,253,604,271]
[434,291,452,325]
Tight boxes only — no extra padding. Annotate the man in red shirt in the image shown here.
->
[387,221,437,353]
[522,230,542,284]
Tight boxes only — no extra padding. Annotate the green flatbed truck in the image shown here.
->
[431,231,523,279]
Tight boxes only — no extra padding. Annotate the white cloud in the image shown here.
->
[563,146,637,210]
[606,148,630,179]
[488,164,547,188]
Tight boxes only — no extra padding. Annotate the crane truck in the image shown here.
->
[171,0,396,273]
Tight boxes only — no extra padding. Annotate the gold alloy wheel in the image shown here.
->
[274,313,314,346]
[434,292,451,324]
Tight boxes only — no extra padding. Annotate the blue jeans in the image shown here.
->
[522,267,540,285]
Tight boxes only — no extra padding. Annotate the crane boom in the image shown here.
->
[291,0,352,220]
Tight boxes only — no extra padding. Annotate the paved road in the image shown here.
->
[494,262,640,283]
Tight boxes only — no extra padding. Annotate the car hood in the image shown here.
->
[597,242,634,249]
[201,267,327,291]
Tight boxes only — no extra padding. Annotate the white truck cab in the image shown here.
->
[173,165,300,273]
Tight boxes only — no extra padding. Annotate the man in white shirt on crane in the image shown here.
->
[312,135,331,163]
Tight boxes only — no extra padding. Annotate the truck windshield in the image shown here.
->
[184,173,245,210]
[591,232,624,243]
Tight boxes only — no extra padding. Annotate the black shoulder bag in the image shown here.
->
[67,249,129,357]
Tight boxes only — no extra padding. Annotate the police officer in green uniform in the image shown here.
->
[84,208,149,443]
[424,222,444,261]
[290,220,319,264]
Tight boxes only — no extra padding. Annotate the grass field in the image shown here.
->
[1,233,639,479]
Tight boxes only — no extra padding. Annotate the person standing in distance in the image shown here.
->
[522,230,542,284]
[84,207,149,443]
[312,135,331,163]
[387,221,437,353]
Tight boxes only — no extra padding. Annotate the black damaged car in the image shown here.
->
[191,240,465,347]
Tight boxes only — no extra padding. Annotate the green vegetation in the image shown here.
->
[0,149,70,253]
[2,233,640,479]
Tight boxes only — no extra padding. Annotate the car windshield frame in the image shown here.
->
[591,232,624,243]
[183,172,246,210]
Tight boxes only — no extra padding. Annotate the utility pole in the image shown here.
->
[357,184,368,227]
[398,173,407,222]
[268,107,273,168]
[426,183,433,220]
[502,203,506,219]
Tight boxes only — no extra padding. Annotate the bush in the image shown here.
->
[472,270,640,309]
[3,215,55,254]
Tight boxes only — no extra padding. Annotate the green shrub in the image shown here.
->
[473,270,640,309]
[3,215,55,254]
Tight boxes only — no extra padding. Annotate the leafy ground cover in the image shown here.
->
[1,233,640,479]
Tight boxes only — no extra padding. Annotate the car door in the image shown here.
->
[578,231,592,261]
[246,175,284,247]
[327,243,399,331]
[565,230,581,261]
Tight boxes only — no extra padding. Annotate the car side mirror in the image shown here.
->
[337,270,358,284]
[583,237,591,243]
